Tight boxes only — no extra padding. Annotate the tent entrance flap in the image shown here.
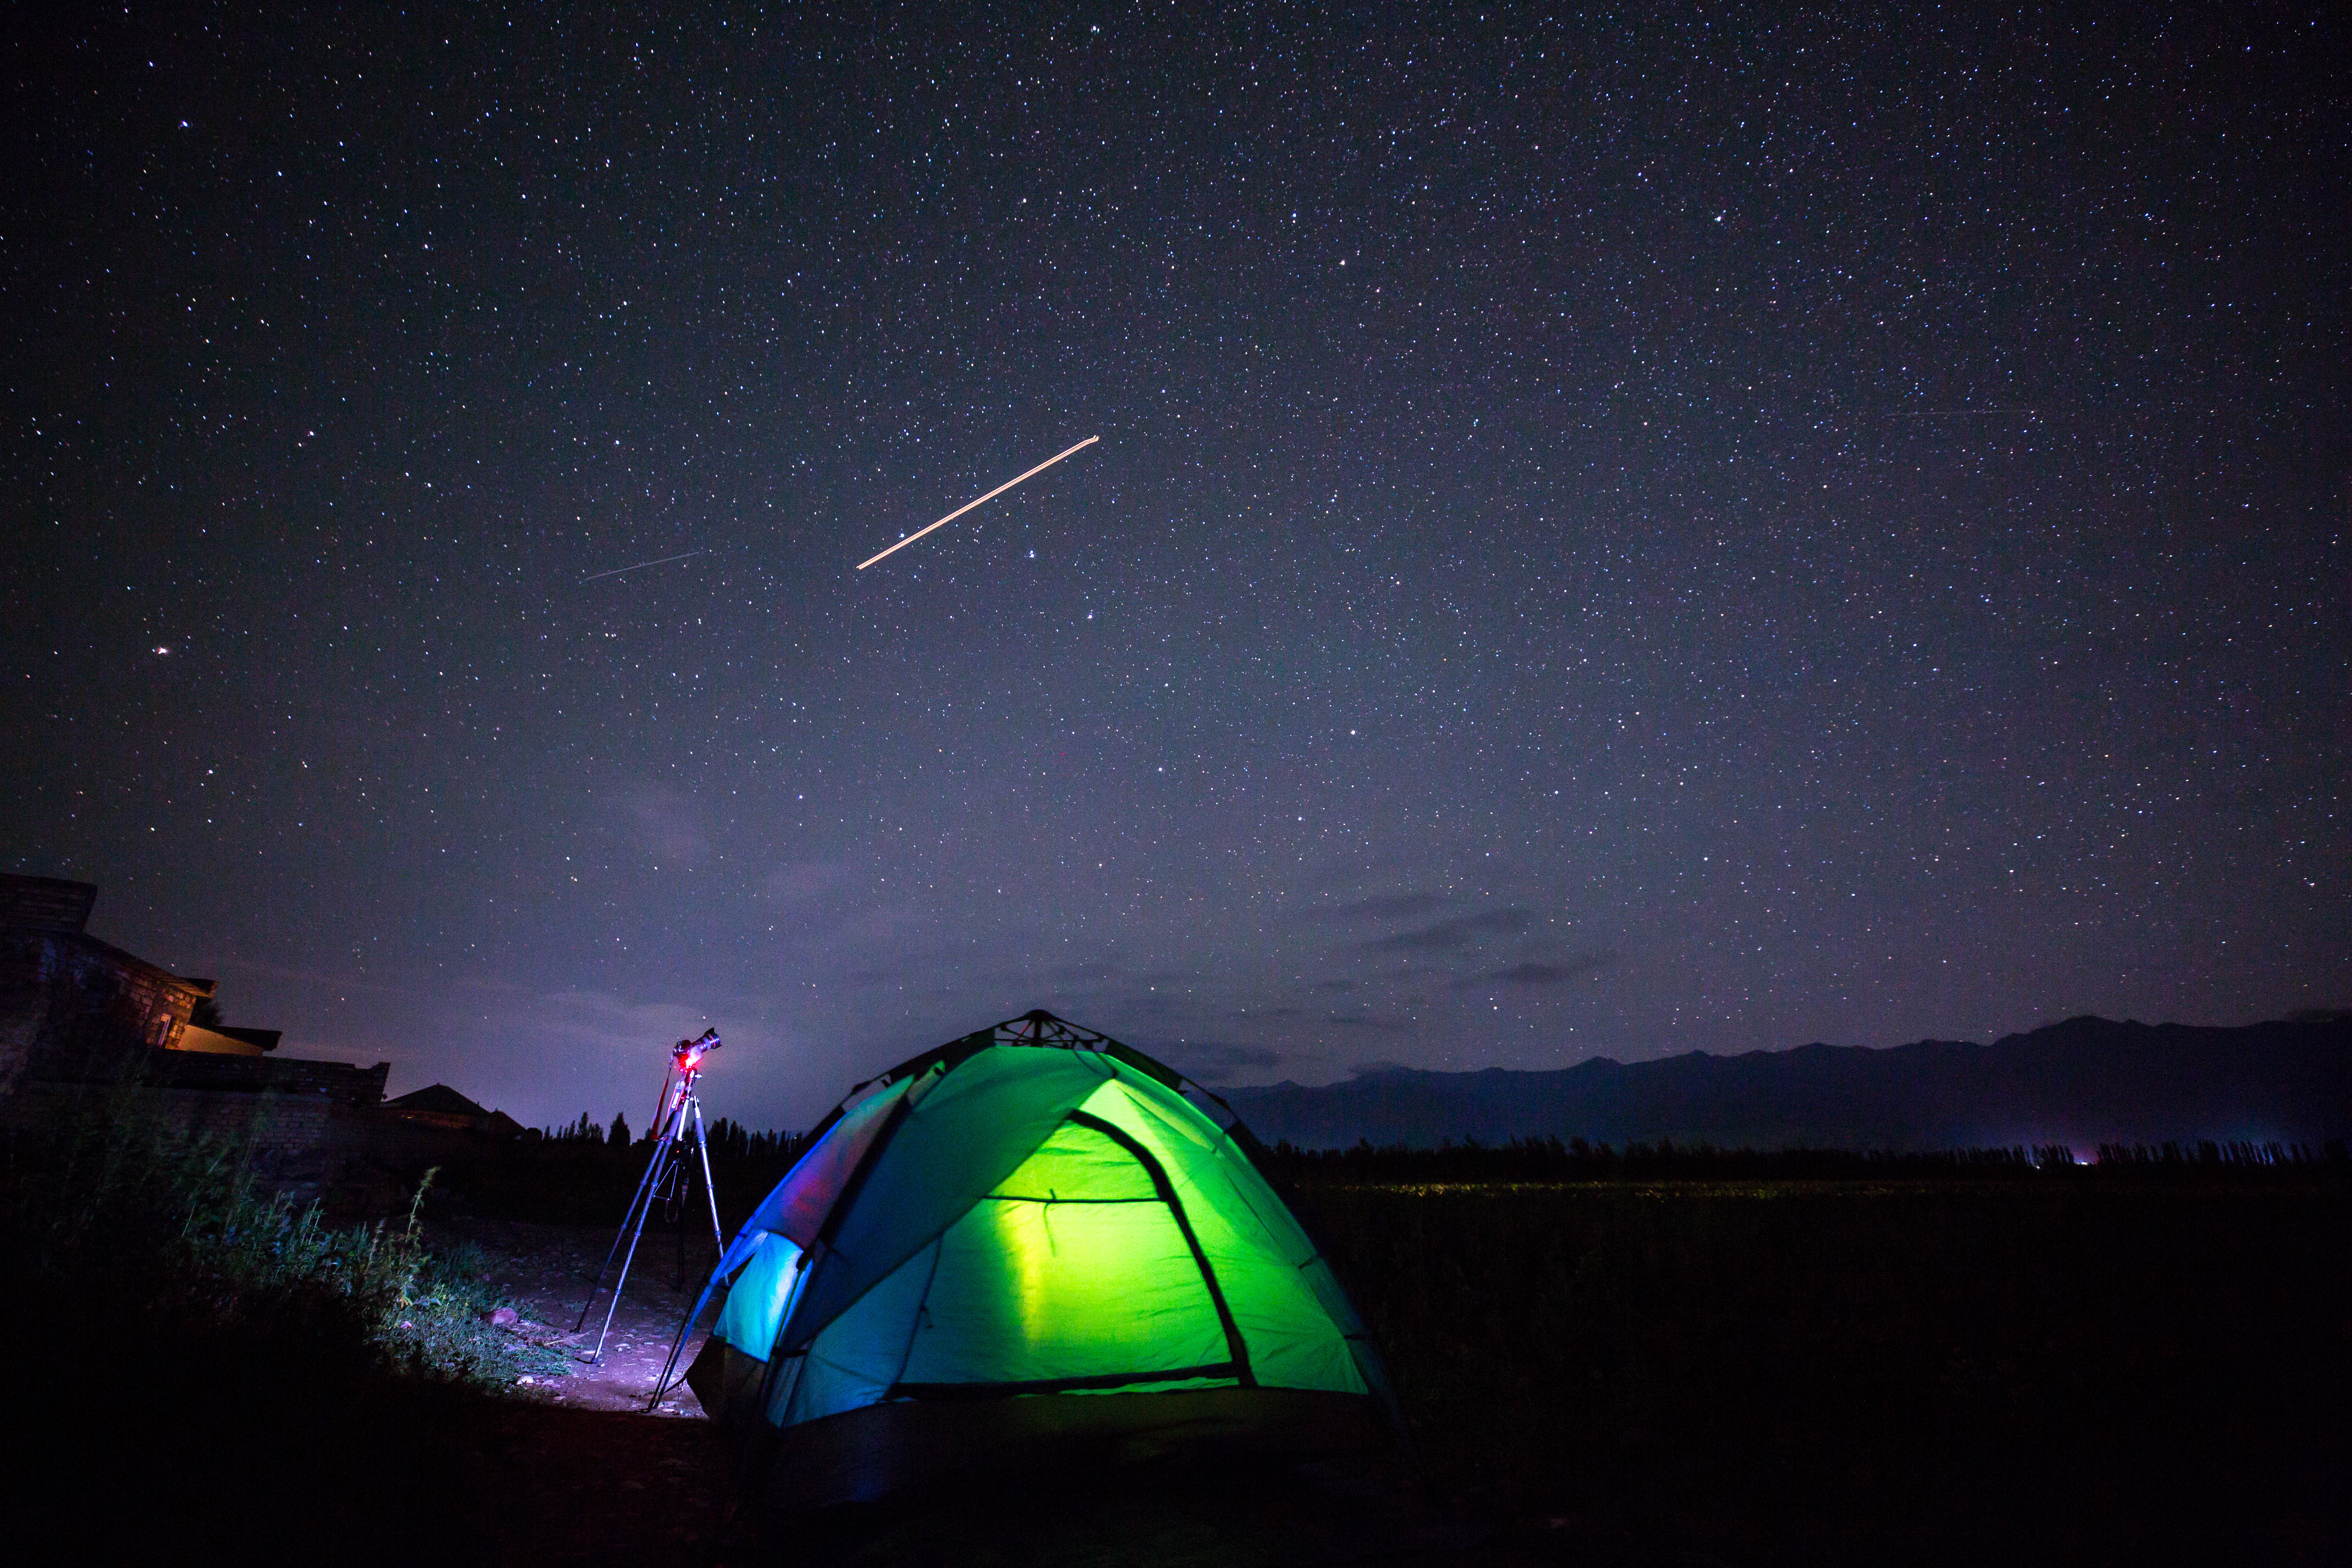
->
[893,1114,1242,1392]
[1067,1109,1254,1388]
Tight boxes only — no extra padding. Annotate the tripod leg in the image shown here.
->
[692,1096,725,1255]
[581,1100,686,1362]
[675,1142,689,1291]
[648,1098,731,1409]
[572,1083,676,1331]
[644,1100,724,1420]
[573,1136,665,1333]
[588,1128,681,1364]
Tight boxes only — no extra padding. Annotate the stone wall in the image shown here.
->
[0,1080,346,1149]
[136,1050,390,1105]
[0,1079,524,1207]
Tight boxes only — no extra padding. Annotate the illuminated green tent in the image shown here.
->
[682,1010,1398,1508]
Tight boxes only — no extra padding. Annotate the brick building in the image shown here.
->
[0,872,388,1112]
[0,875,216,1094]
[0,876,549,1195]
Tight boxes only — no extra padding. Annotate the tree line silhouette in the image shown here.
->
[532,1115,2349,1183]
[1263,1132,2350,1182]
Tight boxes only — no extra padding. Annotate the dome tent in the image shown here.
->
[681,1009,1400,1510]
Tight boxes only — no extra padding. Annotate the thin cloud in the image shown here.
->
[1047,958,1127,984]
[1169,1039,1283,1083]
[1461,953,1617,989]
[1359,907,1534,952]
[760,859,851,904]
[1316,891,1450,922]
[612,783,708,864]
[1323,1012,1410,1032]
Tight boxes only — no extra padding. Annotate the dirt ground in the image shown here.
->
[443,1213,724,1417]
[423,1216,735,1559]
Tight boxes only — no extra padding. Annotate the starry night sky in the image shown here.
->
[5,4,2345,1131]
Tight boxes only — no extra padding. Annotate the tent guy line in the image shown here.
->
[857,435,1100,570]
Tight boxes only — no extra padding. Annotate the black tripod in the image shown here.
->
[572,1029,725,1365]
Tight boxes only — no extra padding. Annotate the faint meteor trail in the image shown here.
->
[581,549,707,584]
[858,435,1099,570]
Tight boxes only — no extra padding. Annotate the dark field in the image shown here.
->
[1295,1174,2350,1565]
[7,1129,2346,1565]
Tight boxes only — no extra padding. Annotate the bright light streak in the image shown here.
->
[857,436,1100,570]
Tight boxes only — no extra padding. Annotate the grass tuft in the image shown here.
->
[2,1095,560,1389]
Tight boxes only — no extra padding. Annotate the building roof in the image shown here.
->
[385,1083,490,1118]
[0,874,99,933]
[20,927,215,998]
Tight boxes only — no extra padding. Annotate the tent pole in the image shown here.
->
[648,1272,720,1412]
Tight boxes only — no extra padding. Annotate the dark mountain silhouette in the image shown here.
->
[1218,1015,2352,1152]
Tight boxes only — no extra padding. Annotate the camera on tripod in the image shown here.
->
[571,1026,728,1367]
[672,1027,721,1074]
